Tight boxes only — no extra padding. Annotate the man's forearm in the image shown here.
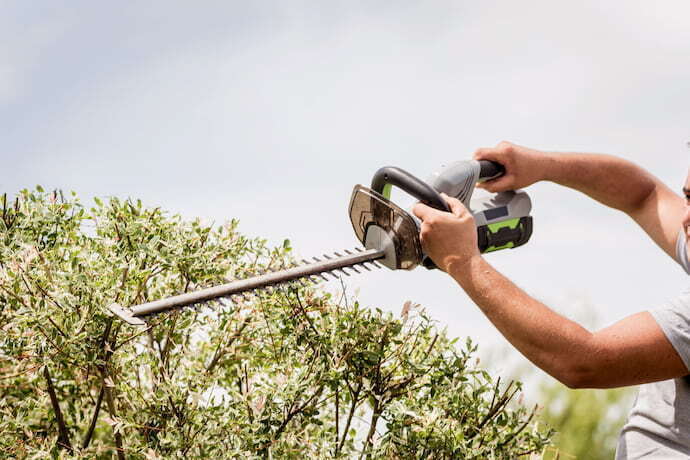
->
[448,255,594,387]
[541,153,658,215]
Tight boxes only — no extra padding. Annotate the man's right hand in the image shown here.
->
[474,141,684,263]
[473,141,550,192]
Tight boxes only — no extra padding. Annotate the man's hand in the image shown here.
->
[412,193,480,273]
[475,141,683,260]
[473,141,550,193]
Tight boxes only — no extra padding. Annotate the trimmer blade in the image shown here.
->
[107,302,147,326]
[108,247,385,326]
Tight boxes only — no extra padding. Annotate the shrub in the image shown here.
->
[0,189,552,459]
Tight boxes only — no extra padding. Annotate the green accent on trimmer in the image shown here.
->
[487,218,520,233]
[382,183,393,200]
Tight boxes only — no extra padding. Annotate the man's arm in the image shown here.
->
[413,196,688,389]
[450,256,687,389]
[474,142,685,260]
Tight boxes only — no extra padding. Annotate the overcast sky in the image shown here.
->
[2,1,690,378]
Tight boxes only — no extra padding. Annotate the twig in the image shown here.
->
[82,385,105,449]
[206,316,251,373]
[334,385,340,453]
[337,380,362,455]
[104,385,125,460]
[44,366,73,453]
[497,404,538,448]
[358,400,381,460]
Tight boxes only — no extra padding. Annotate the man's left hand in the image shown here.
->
[412,193,481,273]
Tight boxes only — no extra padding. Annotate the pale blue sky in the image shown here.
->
[2,1,690,377]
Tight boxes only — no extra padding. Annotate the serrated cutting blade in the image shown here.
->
[107,247,385,326]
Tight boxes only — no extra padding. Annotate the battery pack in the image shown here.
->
[471,190,533,253]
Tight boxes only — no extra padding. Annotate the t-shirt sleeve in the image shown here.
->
[650,292,690,372]
[676,230,690,275]
[648,232,690,371]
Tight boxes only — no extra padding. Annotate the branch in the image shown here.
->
[272,385,324,442]
[358,399,381,460]
[82,384,105,449]
[161,314,178,370]
[337,380,362,455]
[83,320,116,449]
[334,385,340,454]
[206,316,251,374]
[472,381,519,437]
[100,323,126,460]
[104,385,125,460]
[497,404,538,449]
[44,366,73,453]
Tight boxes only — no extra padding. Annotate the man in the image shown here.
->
[413,141,690,459]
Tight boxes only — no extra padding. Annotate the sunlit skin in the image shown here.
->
[413,142,688,389]
[683,171,690,258]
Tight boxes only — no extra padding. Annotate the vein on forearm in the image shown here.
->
[543,153,657,215]
[449,257,593,382]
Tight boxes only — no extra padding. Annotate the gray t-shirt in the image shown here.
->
[616,232,690,459]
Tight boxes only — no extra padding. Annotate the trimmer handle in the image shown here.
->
[371,166,451,213]
[370,166,451,271]
[478,160,505,182]
[369,161,506,271]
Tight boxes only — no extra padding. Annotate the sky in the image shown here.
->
[2,1,690,379]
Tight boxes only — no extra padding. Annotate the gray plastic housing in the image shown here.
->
[426,160,481,208]
[426,159,530,223]
[471,190,532,226]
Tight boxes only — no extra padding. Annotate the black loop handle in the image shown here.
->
[371,166,450,213]
[478,160,505,182]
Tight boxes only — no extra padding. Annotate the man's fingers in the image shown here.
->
[413,200,456,222]
[440,193,466,217]
[414,195,467,222]
[412,202,436,221]
[473,147,496,162]
[479,176,512,193]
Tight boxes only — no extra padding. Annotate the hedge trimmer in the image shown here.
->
[109,160,532,326]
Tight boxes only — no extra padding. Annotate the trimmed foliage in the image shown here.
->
[0,189,552,459]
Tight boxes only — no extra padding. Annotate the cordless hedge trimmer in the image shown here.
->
[109,160,532,326]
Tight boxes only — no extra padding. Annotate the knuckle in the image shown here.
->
[473,147,487,158]
[497,141,514,155]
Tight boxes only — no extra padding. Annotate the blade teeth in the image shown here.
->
[293,278,309,288]
[185,246,379,308]
[352,247,382,267]
[343,250,367,272]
